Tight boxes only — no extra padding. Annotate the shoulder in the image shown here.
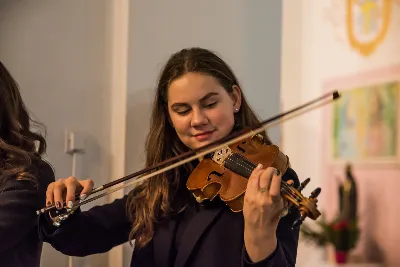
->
[31,156,56,191]
[34,157,55,181]
[10,156,56,193]
[0,157,54,202]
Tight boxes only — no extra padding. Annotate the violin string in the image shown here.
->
[224,153,255,176]
[220,153,299,201]
[37,92,338,215]
[281,183,299,200]
[229,153,299,199]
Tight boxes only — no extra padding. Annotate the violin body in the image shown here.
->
[186,134,290,212]
[186,132,321,227]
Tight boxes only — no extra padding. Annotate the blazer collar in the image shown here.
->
[174,207,224,267]
[153,215,178,267]
[152,206,224,267]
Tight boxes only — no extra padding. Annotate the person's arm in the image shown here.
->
[39,195,132,256]
[0,161,55,252]
[241,217,300,267]
[241,167,300,267]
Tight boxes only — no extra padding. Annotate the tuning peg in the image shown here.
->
[297,178,310,192]
[310,187,321,198]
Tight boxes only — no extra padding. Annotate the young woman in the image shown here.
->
[0,61,55,267]
[40,47,300,267]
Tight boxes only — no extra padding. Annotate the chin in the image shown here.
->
[189,143,205,150]
[188,133,224,150]
[195,140,217,150]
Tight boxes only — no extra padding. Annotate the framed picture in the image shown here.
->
[323,65,400,165]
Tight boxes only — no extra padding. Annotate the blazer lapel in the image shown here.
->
[174,207,224,267]
[153,217,178,267]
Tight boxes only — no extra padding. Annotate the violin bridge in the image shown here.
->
[211,146,233,166]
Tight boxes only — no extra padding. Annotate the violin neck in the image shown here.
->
[223,152,255,178]
[222,152,286,185]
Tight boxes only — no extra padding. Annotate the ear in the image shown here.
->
[231,85,242,113]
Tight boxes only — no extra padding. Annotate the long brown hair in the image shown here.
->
[0,61,47,184]
[126,47,272,248]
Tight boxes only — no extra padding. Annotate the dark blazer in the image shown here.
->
[39,168,300,267]
[0,158,55,267]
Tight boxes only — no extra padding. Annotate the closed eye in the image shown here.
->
[174,102,217,115]
[203,102,217,108]
[176,109,190,115]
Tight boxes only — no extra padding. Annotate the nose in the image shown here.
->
[190,107,208,127]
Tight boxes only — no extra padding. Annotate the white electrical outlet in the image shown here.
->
[64,129,85,154]
[64,130,72,154]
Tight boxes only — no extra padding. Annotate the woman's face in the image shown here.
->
[167,72,241,150]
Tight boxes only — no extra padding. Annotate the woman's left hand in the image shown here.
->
[242,163,291,262]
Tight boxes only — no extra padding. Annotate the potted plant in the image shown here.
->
[300,215,360,263]
[300,163,360,263]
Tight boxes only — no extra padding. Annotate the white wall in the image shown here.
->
[282,0,400,266]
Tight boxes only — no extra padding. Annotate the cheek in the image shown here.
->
[210,109,235,129]
[170,114,189,133]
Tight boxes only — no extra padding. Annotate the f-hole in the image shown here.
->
[207,171,223,181]
[236,141,247,153]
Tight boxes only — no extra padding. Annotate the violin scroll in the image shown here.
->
[282,178,321,229]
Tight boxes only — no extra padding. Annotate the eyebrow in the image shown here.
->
[170,92,219,109]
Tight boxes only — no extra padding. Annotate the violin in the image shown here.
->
[186,132,321,228]
[36,90,340,228]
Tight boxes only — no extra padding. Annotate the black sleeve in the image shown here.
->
[38,195,132,256]
[241,167,301,267]
[0,159,55,252]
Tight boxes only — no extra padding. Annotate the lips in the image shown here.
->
[193,130,215,141]
[194,131,214,136]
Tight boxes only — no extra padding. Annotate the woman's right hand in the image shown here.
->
[46,176,94,210]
